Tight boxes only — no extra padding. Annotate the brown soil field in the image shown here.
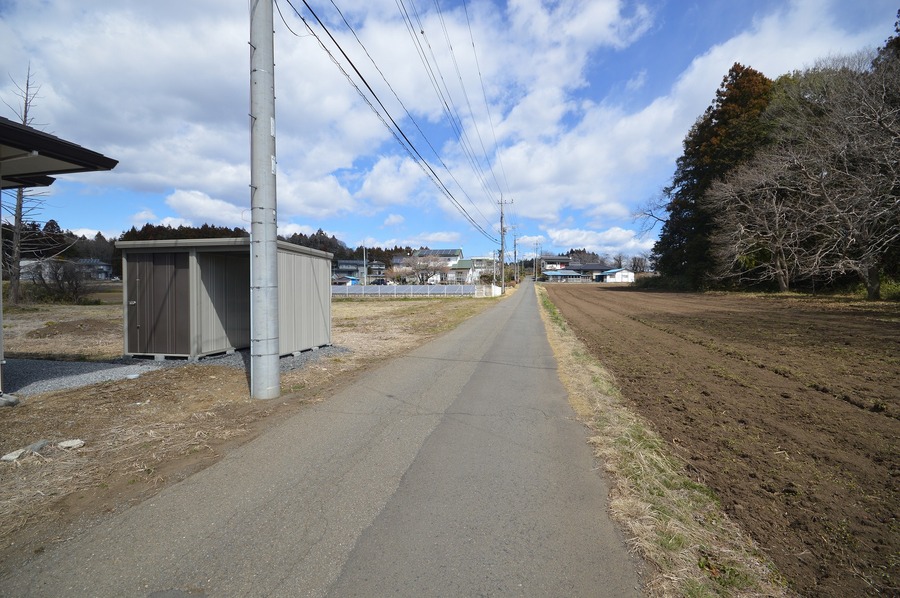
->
[545,284,899,598]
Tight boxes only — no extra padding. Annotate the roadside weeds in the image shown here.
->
[536,284,791,598]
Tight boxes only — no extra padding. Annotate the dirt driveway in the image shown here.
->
[545,284,898,597]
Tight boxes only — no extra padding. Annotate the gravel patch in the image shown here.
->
[3,345,349,397]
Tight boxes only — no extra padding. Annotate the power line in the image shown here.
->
[397,0,498,222]
[278,0,499,243]
[326,0,495,234]
[462,0,511,201]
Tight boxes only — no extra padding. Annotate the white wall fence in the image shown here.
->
[332,284,501,298]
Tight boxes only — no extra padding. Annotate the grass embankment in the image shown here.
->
[537,285,789,598]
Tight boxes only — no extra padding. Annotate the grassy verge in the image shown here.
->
[535,284,790,598]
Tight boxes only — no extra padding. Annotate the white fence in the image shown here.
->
[331,284,501,298]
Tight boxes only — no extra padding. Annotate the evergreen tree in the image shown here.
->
[653,64,774,287]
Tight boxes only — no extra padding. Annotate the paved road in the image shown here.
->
[1,278,642,597]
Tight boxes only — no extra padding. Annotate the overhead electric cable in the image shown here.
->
[327,0,494,232]
[280,0,498,243]
[463,0,511,198]
[435,0,504,203]
[406,1,498,212]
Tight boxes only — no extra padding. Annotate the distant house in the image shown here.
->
[333,260,366,281]
[568,262,608,280]
[76,258,113,279]
[542,266,635,283]
[540,255,571,271]
[333,259,385,284]
[392,249,465,284]
[416,249,463,267]
[596,268,635,283]
[20,257,112,280]
[470,256,496,282]
[450,259,474,284]
[368,260,386,282]
[542,269,583,282]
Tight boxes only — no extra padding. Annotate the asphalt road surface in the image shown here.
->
[1,278,643,597]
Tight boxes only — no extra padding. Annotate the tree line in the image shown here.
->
[647,13,899,299]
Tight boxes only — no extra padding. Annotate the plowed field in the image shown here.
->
[545,285,898,597]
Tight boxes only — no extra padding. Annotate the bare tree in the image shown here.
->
[706,51,900,298]
[706,151,821,291]
[402,255,449,284]
[383,266,409,284]
[629,253,650,273]
[30,258,95,304]
[3,64,50,305]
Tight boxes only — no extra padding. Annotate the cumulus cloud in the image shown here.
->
[416,231,462,245]
[357,156,425,206]
[130,209,158,226]
[384,214,405,226]
[546,227,655,255]
[164,190,247,228]
[277,222,316,238]
[70,227,119,240]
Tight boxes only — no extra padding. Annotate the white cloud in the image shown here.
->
[277,175,356,219]
[357,156,425,206]
[625,69,647,92]
[277,222,316,238]
[546,227,655,255]
[384,214,405,226]
[69,227,119,240]
[164,190,247,228]
[415,231,461,246]
[131,209,158,226]
[158,216,192,228]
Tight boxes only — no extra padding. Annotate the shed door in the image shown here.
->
[126,253,190,354]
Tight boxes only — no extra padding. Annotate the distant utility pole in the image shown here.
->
[510,227,519,284]
[498,196,513,294]
[249,0,280,399]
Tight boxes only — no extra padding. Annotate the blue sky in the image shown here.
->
[1,0,896,261]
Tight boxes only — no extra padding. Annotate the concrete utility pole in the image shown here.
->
[498,196,512,294]
[249,0,280,399]
[513,231,518,284]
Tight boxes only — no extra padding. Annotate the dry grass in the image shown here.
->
[536,284,790,598]
[3,303,123,360]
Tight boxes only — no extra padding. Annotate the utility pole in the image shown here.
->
[249,0,280,399]
[510,227,519,284]
[498,196,512,294]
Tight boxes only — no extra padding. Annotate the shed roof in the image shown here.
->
[543,269,583,277]
[570,262,609,272]
[116,237,333,260]
[0,116,118,189]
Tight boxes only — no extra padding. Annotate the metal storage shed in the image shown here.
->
[118,238,332,359]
